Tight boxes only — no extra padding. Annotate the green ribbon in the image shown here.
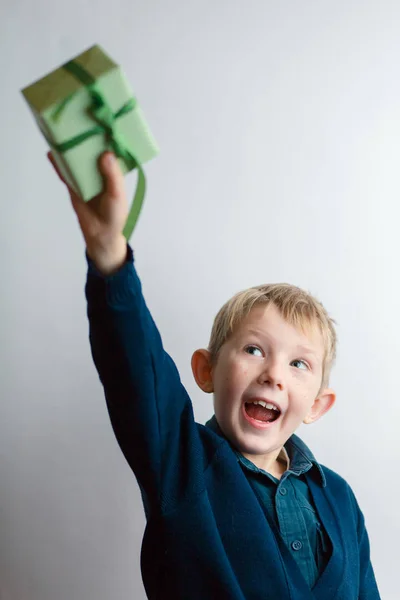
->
[51,59,145,240]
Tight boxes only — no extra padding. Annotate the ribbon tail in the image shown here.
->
[123,163,146,240]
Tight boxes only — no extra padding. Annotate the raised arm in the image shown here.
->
[49,151,204,514]
[86,246,204,512]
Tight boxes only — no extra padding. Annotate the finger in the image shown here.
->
[98,152,126,199]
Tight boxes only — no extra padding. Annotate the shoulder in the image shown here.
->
[289,434,357,500]
[320,463,350,487]
[196,422,232,467]
[319,464,361,513]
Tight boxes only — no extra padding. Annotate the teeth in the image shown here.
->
[250,400,279,412]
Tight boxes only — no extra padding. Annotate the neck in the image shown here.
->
[242,447,288,478]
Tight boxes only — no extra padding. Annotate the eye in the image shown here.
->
[291,359,310,370]
[245,345,263,357]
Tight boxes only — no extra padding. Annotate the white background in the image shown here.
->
[1,1,398,598]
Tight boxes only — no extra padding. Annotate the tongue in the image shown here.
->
[245,403,278,422]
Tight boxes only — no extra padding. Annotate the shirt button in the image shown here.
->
[279,487,287,496]
[291,540,303,551]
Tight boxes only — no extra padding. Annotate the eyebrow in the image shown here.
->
[244,330,320,359]
[295,345,319,358]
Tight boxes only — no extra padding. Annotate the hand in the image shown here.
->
[48,151,128,274]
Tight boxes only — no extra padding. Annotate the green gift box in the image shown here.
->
[21,44,159,238]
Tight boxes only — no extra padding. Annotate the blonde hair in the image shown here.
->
[208,283,337,388]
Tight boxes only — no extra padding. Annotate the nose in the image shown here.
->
[257,360,284,390]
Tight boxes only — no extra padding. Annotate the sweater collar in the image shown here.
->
[205,414,326,487]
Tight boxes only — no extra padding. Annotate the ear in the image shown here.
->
[191,349,214,393]
[303,388,336,424]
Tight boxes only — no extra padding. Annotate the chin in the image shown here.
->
[231,430,277,455]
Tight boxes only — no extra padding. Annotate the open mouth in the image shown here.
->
[244,400,281,424]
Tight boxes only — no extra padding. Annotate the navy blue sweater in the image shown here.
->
[86,247,380,600]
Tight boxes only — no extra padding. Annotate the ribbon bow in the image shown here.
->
[51,59,145,240]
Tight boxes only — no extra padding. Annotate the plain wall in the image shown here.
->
[1,1,399,598]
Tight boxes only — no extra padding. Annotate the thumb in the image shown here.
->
[98,152,126,199]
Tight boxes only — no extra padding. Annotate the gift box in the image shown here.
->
[21,44,159,238]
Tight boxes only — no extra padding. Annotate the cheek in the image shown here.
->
[229,362,250,385]
[216,361,249,397]
[239,366,249,379]
[289,379,318,413]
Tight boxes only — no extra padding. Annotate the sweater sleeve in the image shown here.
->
[349,488,381,600]
[85,246,204,515]
[357,512,381,599]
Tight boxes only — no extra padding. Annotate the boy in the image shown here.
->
[49,151,380,599]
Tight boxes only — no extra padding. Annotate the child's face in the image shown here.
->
[210,303,335,464]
